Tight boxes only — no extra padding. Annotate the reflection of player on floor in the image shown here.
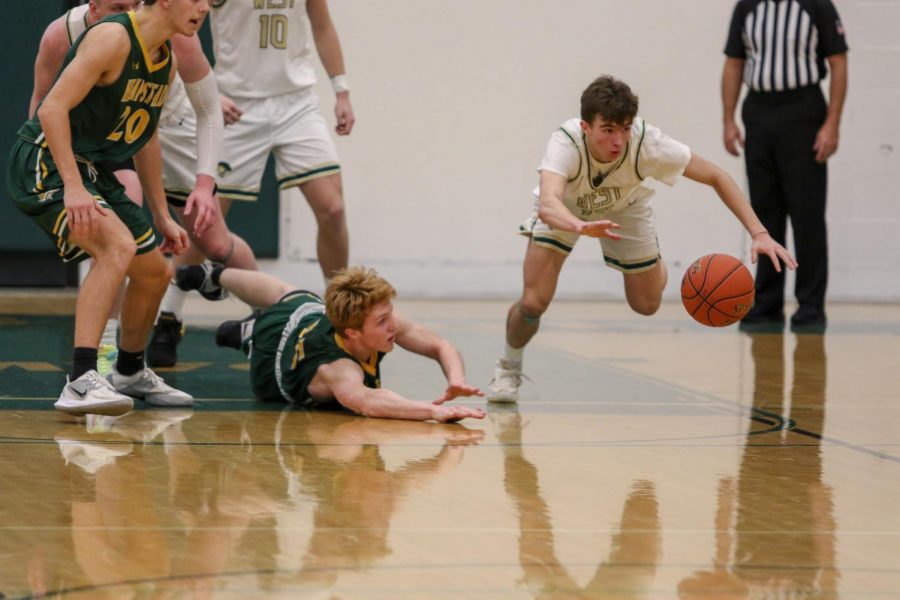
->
[7,1,206,415]
[178,264,485,422]
[677,335,836,598]
[487,75,797,403]
[492,405,662,597]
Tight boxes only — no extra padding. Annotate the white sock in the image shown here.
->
[158,282,188,321]
[502,343,524,365]
[101,319,118,348]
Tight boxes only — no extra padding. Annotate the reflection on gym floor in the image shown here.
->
[1,301,899,598]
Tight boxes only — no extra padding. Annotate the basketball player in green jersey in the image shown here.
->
[175,264,486,422]
[30,0,240,375]
[6,0,213,416]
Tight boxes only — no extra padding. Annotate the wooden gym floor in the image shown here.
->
[0,292,899,598]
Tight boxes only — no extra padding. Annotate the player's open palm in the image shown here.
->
[750,232,797,273]
[433,405,486,423]
[435,382,484,404]
[578,219,622,240]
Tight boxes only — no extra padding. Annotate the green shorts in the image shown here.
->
[248,290,324,401]
[6,139,158,263]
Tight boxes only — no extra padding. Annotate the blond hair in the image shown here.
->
[325,266,397,333]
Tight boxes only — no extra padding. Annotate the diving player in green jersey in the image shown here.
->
[176,264,486,422]
[6,0,215,416]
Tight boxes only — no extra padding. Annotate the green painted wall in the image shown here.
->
[0,5,278,286]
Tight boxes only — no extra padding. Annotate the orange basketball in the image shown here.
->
[681,254,755,327]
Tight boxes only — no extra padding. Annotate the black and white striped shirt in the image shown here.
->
[725,0,848,92]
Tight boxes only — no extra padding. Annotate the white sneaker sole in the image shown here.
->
[140,395,194,407]
[54,397,134,417]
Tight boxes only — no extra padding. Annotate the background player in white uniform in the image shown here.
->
[486,75,797,403]
[209,0,354,277]
[149,0,353,367]
[147,33,260,367]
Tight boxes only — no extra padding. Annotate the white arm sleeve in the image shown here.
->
[184,70,224,179]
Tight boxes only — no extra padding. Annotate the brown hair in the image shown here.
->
[580,75,639,125]
[325,266,397,333]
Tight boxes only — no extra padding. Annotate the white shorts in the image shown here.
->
[159,100,201,207]
[518,197,661,273]
[216,90,341,202]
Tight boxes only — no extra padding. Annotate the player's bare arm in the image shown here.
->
[538,170,621,239]
[315,359,484,422]
[392,312,484,404]
[683,154,797,271]
[37,23,131,238]
[133,131,189,256]
[29,16,70,118]
[171,33,222,235]
[721,57,745,157]
[814,53,847,163]
[307,0,355,135]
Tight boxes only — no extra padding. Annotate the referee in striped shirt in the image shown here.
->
[722,0,848,333]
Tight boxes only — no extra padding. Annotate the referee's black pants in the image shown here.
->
[742,85,829,327]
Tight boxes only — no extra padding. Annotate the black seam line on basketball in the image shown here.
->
[701,258,743,301]
[683,273,701,300]
[692,258,744,317]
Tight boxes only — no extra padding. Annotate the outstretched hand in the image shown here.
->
[576,219,622,240]
[750,232,797,273]
[434,383,484,404]
[433,404,486,423]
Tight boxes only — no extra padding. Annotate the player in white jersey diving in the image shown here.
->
[148,0,355,367]
[486,75,797,403]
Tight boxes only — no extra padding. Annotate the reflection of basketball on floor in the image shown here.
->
[681,254,755,327]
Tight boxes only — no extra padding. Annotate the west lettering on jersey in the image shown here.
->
[576,187,621,217]
[120,79,169,108]
[253,0,295,9]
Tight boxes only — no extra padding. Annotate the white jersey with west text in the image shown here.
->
[535,117,691,219]
[210,0,315,98]
[64,4,90,45]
